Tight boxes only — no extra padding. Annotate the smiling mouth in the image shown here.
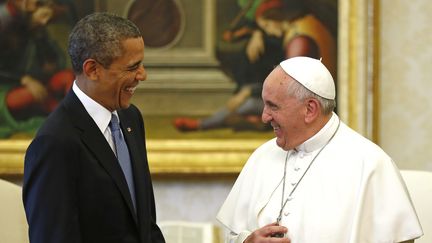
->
[271,123,281,135]
[125,86,137,94]
[271,122,280,130]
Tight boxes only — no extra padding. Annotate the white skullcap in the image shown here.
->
[280,56,335,99]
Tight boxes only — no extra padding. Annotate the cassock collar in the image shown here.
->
[295,112,339,153]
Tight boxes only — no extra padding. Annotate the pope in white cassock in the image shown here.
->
[216,56,423,243]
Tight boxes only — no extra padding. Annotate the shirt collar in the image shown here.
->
[72,82,117,134]
[295,112,340,153]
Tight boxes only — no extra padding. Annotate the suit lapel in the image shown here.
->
[64,91,139,224]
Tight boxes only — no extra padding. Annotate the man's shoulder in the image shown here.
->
[35,102,80,141]
[331,122,391,163]
[337,122,384,151]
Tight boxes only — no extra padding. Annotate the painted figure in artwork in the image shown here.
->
[0,0,75,138]
[174,0,337,132]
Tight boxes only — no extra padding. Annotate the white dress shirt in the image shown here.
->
[72,82,119,154]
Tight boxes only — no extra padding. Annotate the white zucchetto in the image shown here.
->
[280,56,335,99]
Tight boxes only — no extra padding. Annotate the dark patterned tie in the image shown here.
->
[109,114,136,211]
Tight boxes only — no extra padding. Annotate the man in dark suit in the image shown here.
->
[22,12,165,243]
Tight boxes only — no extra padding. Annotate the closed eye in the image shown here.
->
[127,61,143,72]
[265,101,279,111]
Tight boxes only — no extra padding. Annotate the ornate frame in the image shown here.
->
[0,0,380,176]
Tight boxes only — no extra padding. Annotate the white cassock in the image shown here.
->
[217,113,423,243]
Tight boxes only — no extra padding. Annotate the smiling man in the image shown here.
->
[217,56,423,243]
[23,12,165,243]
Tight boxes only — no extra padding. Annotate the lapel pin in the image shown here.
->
[127,127,132,132]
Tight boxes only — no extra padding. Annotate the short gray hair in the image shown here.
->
[68,12,142,74]
[285,74,336,115]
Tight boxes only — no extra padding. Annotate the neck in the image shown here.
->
[75,76,88,93]
[314,113,332,131]
[290,113,333,150]
[76,76,97,102]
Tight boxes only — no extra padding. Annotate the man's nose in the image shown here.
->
[136,65,147,81]
[262,109,271,123]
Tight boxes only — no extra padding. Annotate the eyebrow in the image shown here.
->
[265,100,278,107]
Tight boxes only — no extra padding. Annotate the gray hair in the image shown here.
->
[285,74,336,115]
[68,12,142,74]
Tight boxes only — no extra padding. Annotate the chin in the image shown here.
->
[120,103,131,109]
[276,138,291,151]
[119,99,132,109]
[275,138,284,148]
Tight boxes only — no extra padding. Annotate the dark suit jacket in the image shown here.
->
[23,90,165,243]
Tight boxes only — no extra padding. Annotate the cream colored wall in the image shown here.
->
[153,179,234,223]
[379,0,432,170]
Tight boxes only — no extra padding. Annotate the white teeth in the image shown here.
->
[271,123,279,129]
[125,86,137,93]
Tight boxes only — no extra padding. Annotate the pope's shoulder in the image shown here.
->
[331,121,392,165]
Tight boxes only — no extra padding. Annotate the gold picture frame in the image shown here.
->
[0,0,379,177]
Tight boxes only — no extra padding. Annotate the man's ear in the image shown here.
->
[82,59,99,80]
[304,98,320,123]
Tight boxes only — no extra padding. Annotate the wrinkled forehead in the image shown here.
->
[264,66,292,88]
[263,67,291,96]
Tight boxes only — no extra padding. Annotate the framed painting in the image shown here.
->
[0,0,380,176]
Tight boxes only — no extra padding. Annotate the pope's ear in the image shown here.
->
[82,59,99,80]
[304,98,320,123]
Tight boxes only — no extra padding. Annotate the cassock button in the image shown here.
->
[291,182,297,186]
[299,151,304,159]
[294,167,300,171]
[284,212,290,216]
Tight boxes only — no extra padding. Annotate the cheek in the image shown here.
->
[114,76,128,92]
[104,83,122,105]
[275,111,289,124]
